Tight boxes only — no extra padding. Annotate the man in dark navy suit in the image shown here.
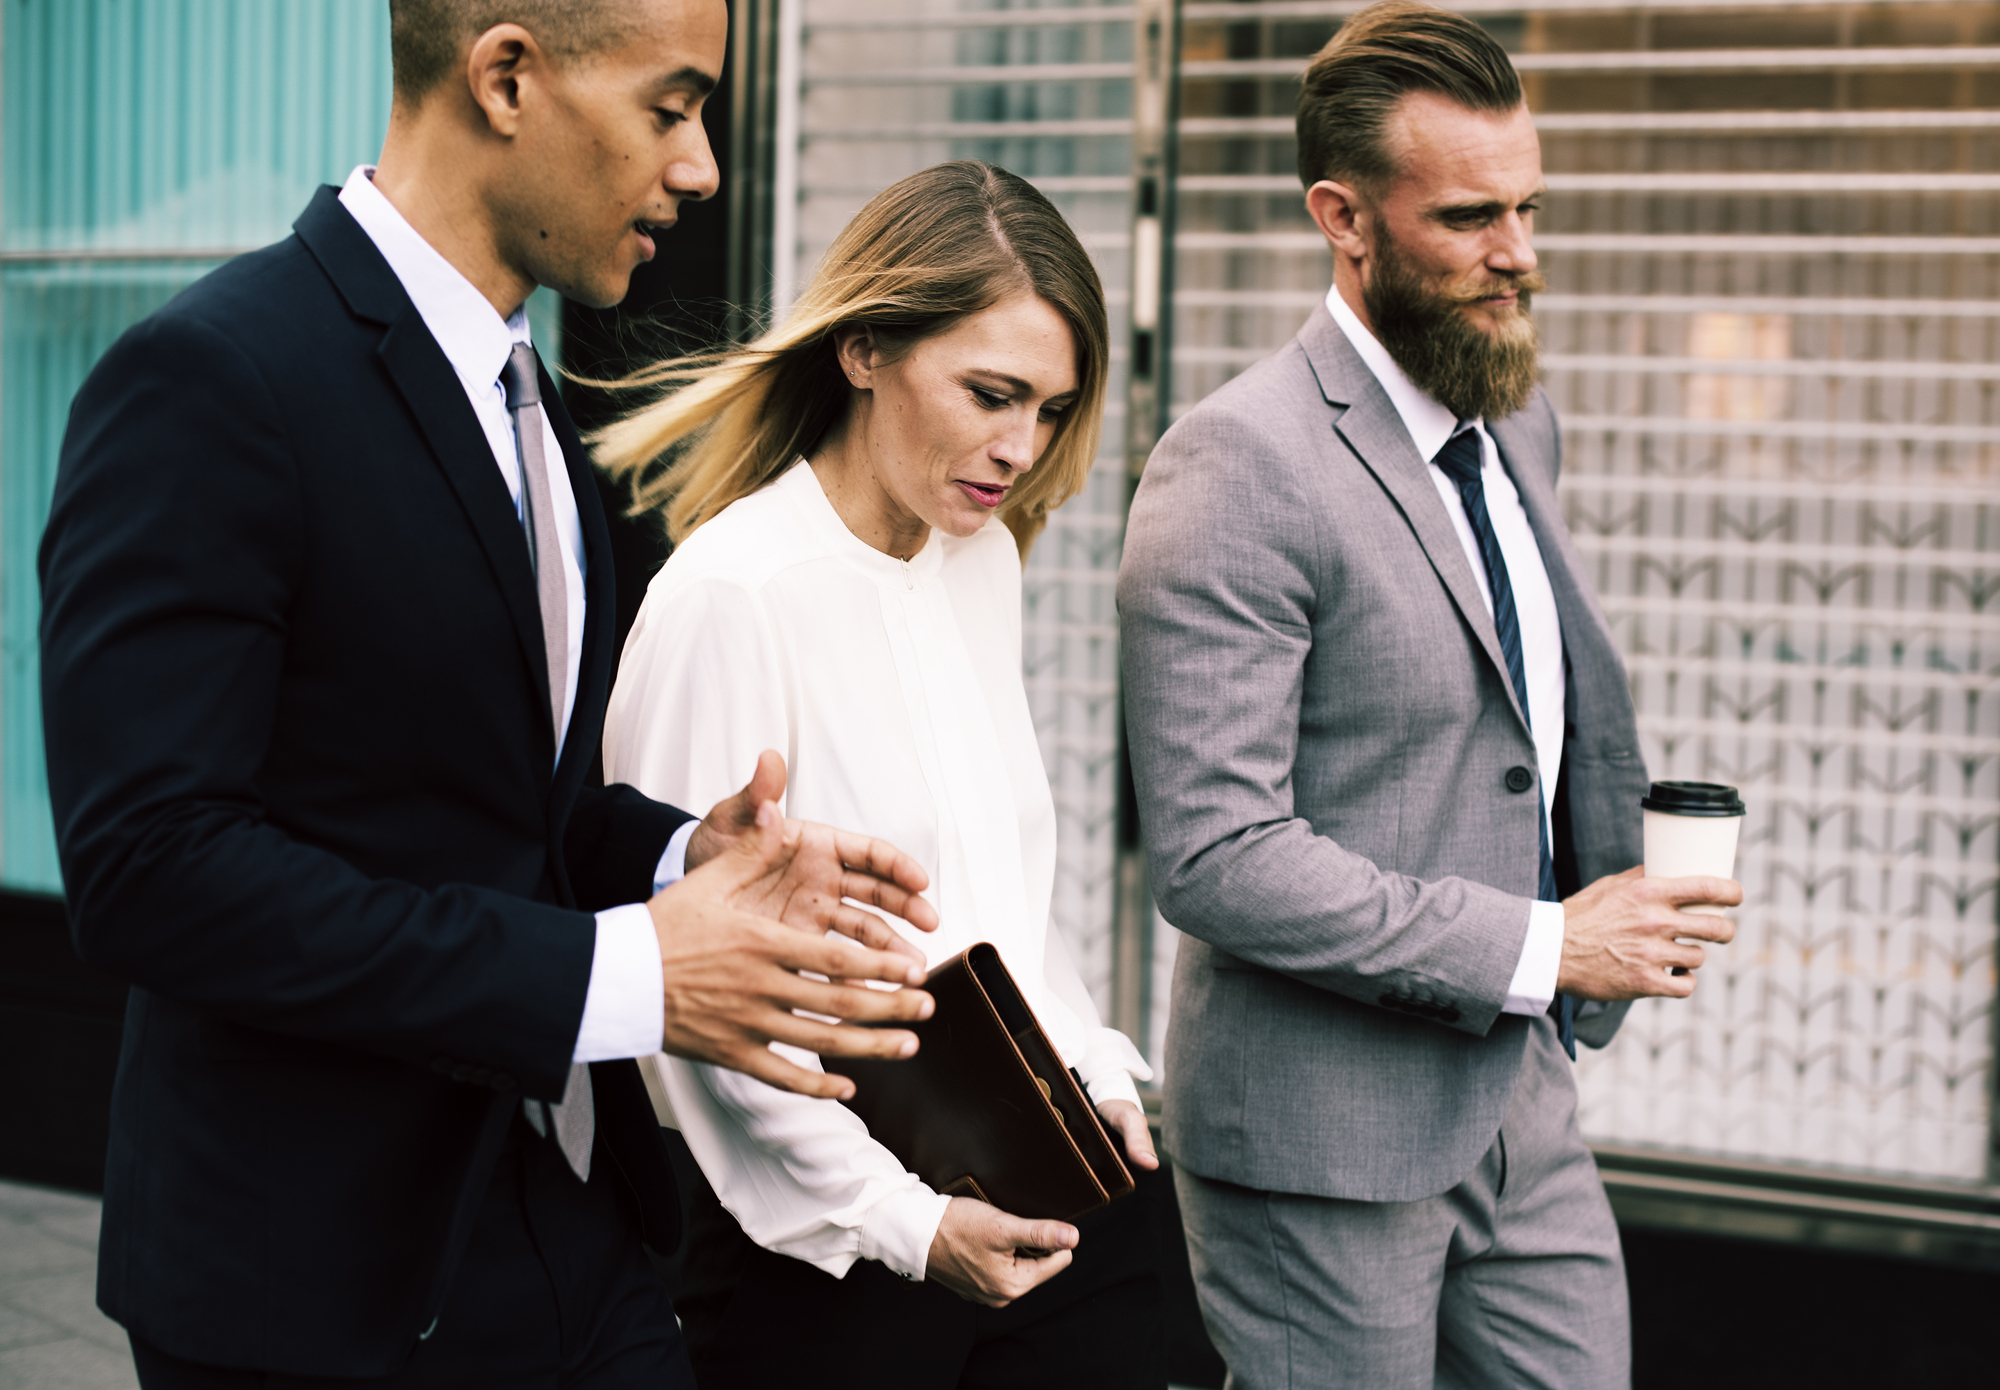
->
[38,2,940,1385]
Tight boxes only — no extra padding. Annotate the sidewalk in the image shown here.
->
[0,1180,136,1389]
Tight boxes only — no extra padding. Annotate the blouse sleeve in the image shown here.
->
[1037,918,1153,1109]
[604,575,953,1282]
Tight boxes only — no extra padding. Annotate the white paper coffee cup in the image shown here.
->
[1641,781,1745,915]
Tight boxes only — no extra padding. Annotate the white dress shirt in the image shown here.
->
[338,165,671,1063]
[603,460,1153,1282]
[1325,286,1566,1015]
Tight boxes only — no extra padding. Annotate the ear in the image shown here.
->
[1305,180,1371,264]
[832,325,879,388]
[464,23,544,137]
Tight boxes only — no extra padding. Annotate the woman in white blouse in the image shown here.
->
[596,163,1163,1387]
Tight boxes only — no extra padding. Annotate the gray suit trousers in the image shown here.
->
[1176,1019,1630,1390]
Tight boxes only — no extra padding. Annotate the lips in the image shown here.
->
[634,220,671,260]
[957,480,1007,508]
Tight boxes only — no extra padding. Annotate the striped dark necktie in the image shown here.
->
[1431,425,1577,1060]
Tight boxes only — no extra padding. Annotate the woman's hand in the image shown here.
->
[1096,1099,1159,1171]
[923,1198,1078,1307]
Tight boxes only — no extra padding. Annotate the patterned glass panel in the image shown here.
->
[0,0,393,893]
[793,0,1139,1020]
[1169,0,2000,1182]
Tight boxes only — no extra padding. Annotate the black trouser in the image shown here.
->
[131,1116,694,1390]
[691,1168,1168,1390]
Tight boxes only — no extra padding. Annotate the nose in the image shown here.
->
[1487,209,1536,277]
[665,118,721,205]
[995,410,1040,475]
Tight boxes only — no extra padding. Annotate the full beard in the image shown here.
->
[1363,227,1544,422]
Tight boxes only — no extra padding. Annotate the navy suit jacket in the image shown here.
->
[38,187,692,1376]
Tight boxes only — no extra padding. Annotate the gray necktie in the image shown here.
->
[499,341,593,1181]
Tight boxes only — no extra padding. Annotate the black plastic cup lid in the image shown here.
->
[1641,781,1745,817]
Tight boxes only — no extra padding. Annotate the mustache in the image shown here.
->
[1434,269,1548,307]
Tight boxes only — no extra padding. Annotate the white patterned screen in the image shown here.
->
[1169,0,1999,1183]
[781,0,2000,1182]
[791,0,1139,1018]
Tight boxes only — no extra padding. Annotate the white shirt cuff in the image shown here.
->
[653,820,699,892]
[1084,1068,1143,1110]
[1501,899,1567,1016]
[858,1185,954,1282]
[573,903,665,1062]
[1076,1027,1152,1110]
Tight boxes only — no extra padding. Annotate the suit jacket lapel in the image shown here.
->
[295,188,557,765]
[1297,307,1529,734]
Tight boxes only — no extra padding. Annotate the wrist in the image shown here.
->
[683,822,719,872]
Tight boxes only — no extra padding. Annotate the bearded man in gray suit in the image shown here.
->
[1117,5,1742,1386]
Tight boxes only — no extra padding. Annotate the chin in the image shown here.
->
[572,272,633,312]
[936,508,994,539]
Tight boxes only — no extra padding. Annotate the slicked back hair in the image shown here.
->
[1295,1,1523,193]
[389,0,632,104]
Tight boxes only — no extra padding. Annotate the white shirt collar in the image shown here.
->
[338,165,531,401]
[1324,282,1470,462]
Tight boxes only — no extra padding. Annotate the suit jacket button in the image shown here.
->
[1505,765,1535,793]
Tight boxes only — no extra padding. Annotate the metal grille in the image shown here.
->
[793,1,1140,1019]
[1170,0,2000,1183]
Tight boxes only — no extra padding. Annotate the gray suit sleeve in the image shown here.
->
[1117,401,1531,1037]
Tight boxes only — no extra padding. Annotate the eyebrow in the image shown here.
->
[970,369,1079,401]
[1431,188,1547,220]
[648,66,718,99]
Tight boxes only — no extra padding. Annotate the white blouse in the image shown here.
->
[602,459,1150,1283]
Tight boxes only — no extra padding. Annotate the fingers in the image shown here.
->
[745,749,788,809]
[1652,874,1744,910]
[1097,1100,1159,1170]
[825,903,931,962]
[1670,911,1737,945]
[724,1044,867,1100]
[693,800,790,889]
[830,827,935,901]
[1666,940,1706,973]
[765,927,929,990]
[1002,1248,1073,1296]
[1656,967,1697,1000]
[1000,1215,1080,1254]
[837,871,942,934]
[764,1009,924,1060]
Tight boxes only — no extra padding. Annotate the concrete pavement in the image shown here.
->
[0,1180,136,1389]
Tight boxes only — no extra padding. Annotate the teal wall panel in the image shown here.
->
[1,1,393,894]
[3,0,393,253]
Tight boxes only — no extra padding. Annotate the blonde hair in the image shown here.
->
[591,161,1108,559]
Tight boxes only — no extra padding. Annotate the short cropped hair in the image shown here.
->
[1295,1,1523,192]
[389,0,632,103]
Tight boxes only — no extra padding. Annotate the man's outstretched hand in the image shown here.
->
[649,790,937,1100]
[685,750,939,965]
[1557,866,1743,1001]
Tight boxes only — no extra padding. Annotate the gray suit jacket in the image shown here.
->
[1117,306,1648,1203]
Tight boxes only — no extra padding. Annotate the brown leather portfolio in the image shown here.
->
[824,942,1135,1222]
